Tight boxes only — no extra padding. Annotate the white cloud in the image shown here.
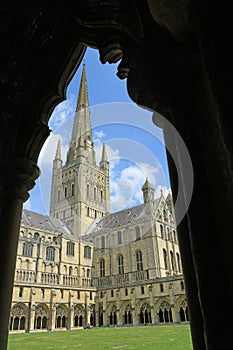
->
[110,161,169,212]
[49,94,76,129]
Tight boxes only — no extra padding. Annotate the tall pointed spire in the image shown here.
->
[71,63,92,143]
[76,62,89,110]
[55,139,61,160]
[101,143,108,162]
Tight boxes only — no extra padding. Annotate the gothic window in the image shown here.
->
[163,210,167,220]
[87,184,90,197]
[136,250,143,271]
[84,245,91,259]
[141,286,145,294]
[71,183,74,196]
[117,231,122,245]
[69,266,73,276]
[176,253,181,272]
[18,287,23,297]
[46,247,55,261]
[160,283,164,292]
[158,300,173,323]
[95,210,97,218]
[118,254,124,274]
[170,251,174,270]
[64,187,67,198]
[160,225,164,239]
[66,241,75,256]
[125,288,128,296]
[163,249,168,270]
[34,232,39,240]
[87,207,90,216]
[135,226,140,240]
[22,242,33,257]
[101,236,105,249]
[41,288,45,298]
[100,190,103,203]
[100,258,105,277]
[173,230,177,243]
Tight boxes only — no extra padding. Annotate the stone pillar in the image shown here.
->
[29,305,36,332]
[95,296,99,327]
[102,292,107,326]
[27,287,36,332]
[48,289,56,330]
[0,160,39,349]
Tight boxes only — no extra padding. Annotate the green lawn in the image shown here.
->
[8,325,192,350]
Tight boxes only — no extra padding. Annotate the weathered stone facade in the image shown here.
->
[10,65,187,332]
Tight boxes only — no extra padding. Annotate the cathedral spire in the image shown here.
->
[55,139,61,160]
[71,63,92,143]
[76,62,89,111]
[101,143,108,162]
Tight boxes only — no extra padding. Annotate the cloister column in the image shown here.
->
[0,160,40,349]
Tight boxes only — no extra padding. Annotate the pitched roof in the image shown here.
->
[21,209,72,236]
[85,204,146,234]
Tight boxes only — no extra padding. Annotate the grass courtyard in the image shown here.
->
[8,324,192,350]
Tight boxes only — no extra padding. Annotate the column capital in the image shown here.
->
[0,159,40,202]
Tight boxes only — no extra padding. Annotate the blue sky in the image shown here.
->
[24,48,171,215]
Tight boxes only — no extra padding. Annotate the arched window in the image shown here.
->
[170,251,174,270]
[118,254,124,274]
[66,241,75,256]
[64,187,67,198]
[163,249,168,270]
[34,232,39,240]
[100,258,105,277]
[71,183,74,196]
[87,184,89,197]
[173,230,177,243]
[84,245,91,259]
[117,231,122,245]
[135,226,140,240]
[100,190,103,203]
[22,242,33,257]
[46,247,55,261]
[163,209,167,220]
[176,253,181,272]
[69,266,73,276]
[160,225,164,239]
[160,283,164,292]
[136,250,143,271]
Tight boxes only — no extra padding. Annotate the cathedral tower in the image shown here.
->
[50,64,110,237]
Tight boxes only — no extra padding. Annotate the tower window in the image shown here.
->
[100,258,105,277]
[136,251,143,271]
[100,190,103,203]
[163,249,168,270]
[160,225,164,239]
[71,183,74,196]
[64,187,67,198]
[118,254,124,274]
